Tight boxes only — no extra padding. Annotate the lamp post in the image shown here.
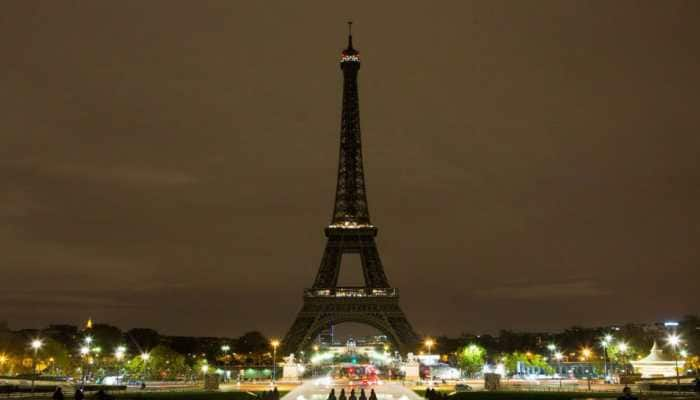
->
[312,345,319,377]
[81,336,93,383]
[30,339,43,392]
[141,352,150,386]
[221,345,231,381]
[601,335,612,381]
[555,352,563,389]
[547,344,556,377]
[0,354,7,375]
[666,334,681,392]
[270,340,280,384]
[581,348,592,391]
[617,342,629,376]
[424,338,434,356]
[201,364,209,383]
[114,346,126,384]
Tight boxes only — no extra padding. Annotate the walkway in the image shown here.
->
[282,381,423,400]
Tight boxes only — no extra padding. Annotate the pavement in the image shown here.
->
[281,380,423,400]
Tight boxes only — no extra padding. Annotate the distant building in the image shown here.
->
[317,323,334,346]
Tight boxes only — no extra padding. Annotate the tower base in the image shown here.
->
[281,289,419,355]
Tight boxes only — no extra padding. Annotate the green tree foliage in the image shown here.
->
[457,344,486,377]
[38,337,73,375]
[502,352,554,375]
[126,345,189,380]
[606,342,639,363]
[90,324,124,352]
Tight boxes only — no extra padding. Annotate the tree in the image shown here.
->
[502,352,554,376]
[37,338,73,376]
[126,328,161,353]
[126,345,188,380]
[90,324,124,352]
[457,344,485,377]
[236,331,269,354]
[607,342,639,364]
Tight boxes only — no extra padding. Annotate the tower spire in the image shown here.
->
[333,23,367,226]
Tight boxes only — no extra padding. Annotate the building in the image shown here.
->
[630,342,684,378]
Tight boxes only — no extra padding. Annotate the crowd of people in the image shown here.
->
[326,388,378,400]
[424,388,448,400]
[259,387,281,400]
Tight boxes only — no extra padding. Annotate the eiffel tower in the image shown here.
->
[282,25,420,355]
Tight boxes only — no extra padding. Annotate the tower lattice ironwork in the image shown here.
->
[282,27,419,355]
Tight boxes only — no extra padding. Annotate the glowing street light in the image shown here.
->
[140,352,150,385]
[666,333,682,391]
[581,348,592,360]
[547,344,556,352]
[114,346,126,360]
[554,352,563,388]
[680,349,688,358]
[618,342,628,354]
[666,333,681,348]
[424,338,435,355]
[600,335,613,381]
[270,339,280,383]
[221,345,231,352]
[84,336,93,345]
[29,339,43,392]
[201,364,209,373]
[80,346,90,356]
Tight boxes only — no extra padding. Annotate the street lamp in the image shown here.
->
[0,354,7,375]
[221,345,231,380]
[113,346,126,384]
[141,352,150,385]
[30,339,43,392]
[600,335,612,381]
[546,344,557,377]
[424,338,434,356]
[114,346,126,360]
[666,334,682,392]
[555,352,564,388]
[581,348,592,360]
[617,341,629,375]
[270,340,280,384]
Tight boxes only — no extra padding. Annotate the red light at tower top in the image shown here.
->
[341,21,360,63]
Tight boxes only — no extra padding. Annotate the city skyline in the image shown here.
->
[1,2,699,338]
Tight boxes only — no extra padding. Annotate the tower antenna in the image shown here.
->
[347,21,354,49]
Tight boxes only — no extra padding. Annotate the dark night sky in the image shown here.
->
[1,1,698,338]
